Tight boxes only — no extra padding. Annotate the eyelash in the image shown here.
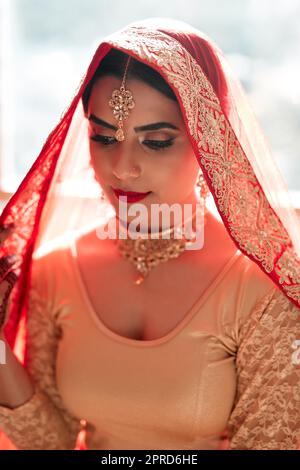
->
[90,134,175,151]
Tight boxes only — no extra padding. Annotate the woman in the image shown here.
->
[0,17,300,450]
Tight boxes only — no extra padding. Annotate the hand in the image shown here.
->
[0,223,19,332]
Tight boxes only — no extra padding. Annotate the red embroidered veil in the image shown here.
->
[1,17,300,364]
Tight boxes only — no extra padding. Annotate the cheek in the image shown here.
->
[166,148,199,187]
[187,157,200,184]
[181,144,199,179]
[89,149,107,179]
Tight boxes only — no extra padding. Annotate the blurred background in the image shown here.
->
[0,0,300,207]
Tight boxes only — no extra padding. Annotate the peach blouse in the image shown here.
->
[0,233,300,450]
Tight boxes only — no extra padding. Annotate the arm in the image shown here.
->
[227,286,300,450]
[0,330,34,408]
[0,269,82,450]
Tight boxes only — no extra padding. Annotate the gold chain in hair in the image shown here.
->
[109,56,135,141]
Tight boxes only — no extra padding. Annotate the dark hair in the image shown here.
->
[82,48,177,114]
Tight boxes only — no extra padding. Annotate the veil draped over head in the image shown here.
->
[1,17,300,361]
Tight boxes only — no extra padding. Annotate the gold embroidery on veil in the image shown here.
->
[106,25,300,304]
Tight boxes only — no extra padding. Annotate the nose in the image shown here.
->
[112,147,141,181]
[113,165,140,180]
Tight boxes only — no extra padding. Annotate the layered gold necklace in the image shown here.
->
[113,205,208,285]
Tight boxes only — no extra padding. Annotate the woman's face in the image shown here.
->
[87,75,200,227]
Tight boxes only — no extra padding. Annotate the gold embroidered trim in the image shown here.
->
[105,25,300,305]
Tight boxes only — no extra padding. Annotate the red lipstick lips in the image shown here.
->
[112,187,152,203]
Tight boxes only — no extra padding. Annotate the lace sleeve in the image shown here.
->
[0,285,82,449]
[227,287,300,450]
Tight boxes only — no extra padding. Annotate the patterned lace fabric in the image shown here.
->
[0,258,300,449]
[0,287,81,450]
[227,286,300,450]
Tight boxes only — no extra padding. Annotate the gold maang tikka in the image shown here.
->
[109,56,135,142]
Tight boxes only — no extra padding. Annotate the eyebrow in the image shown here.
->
[88,114,179,132]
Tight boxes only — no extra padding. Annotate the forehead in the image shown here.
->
[88,75,183,124]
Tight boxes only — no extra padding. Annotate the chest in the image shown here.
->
[56,299,237,449]
[75,241,235,341]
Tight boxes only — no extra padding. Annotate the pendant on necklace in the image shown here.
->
[135,275,144,285]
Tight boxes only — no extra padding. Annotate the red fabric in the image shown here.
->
[1,19,300,366]
[157,28,230,114]
[0,44,111,354]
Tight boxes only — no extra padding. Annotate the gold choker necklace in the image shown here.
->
[114,205,208,285]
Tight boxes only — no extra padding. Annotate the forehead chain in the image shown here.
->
[108,56,135,142]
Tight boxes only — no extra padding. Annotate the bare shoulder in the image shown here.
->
[32,233,73,269]
[189,209,238,263]
[75,224,117,260]
[202,211,278,294]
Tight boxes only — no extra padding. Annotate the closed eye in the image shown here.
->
[90,134,175,151]
[90,135,116,146]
